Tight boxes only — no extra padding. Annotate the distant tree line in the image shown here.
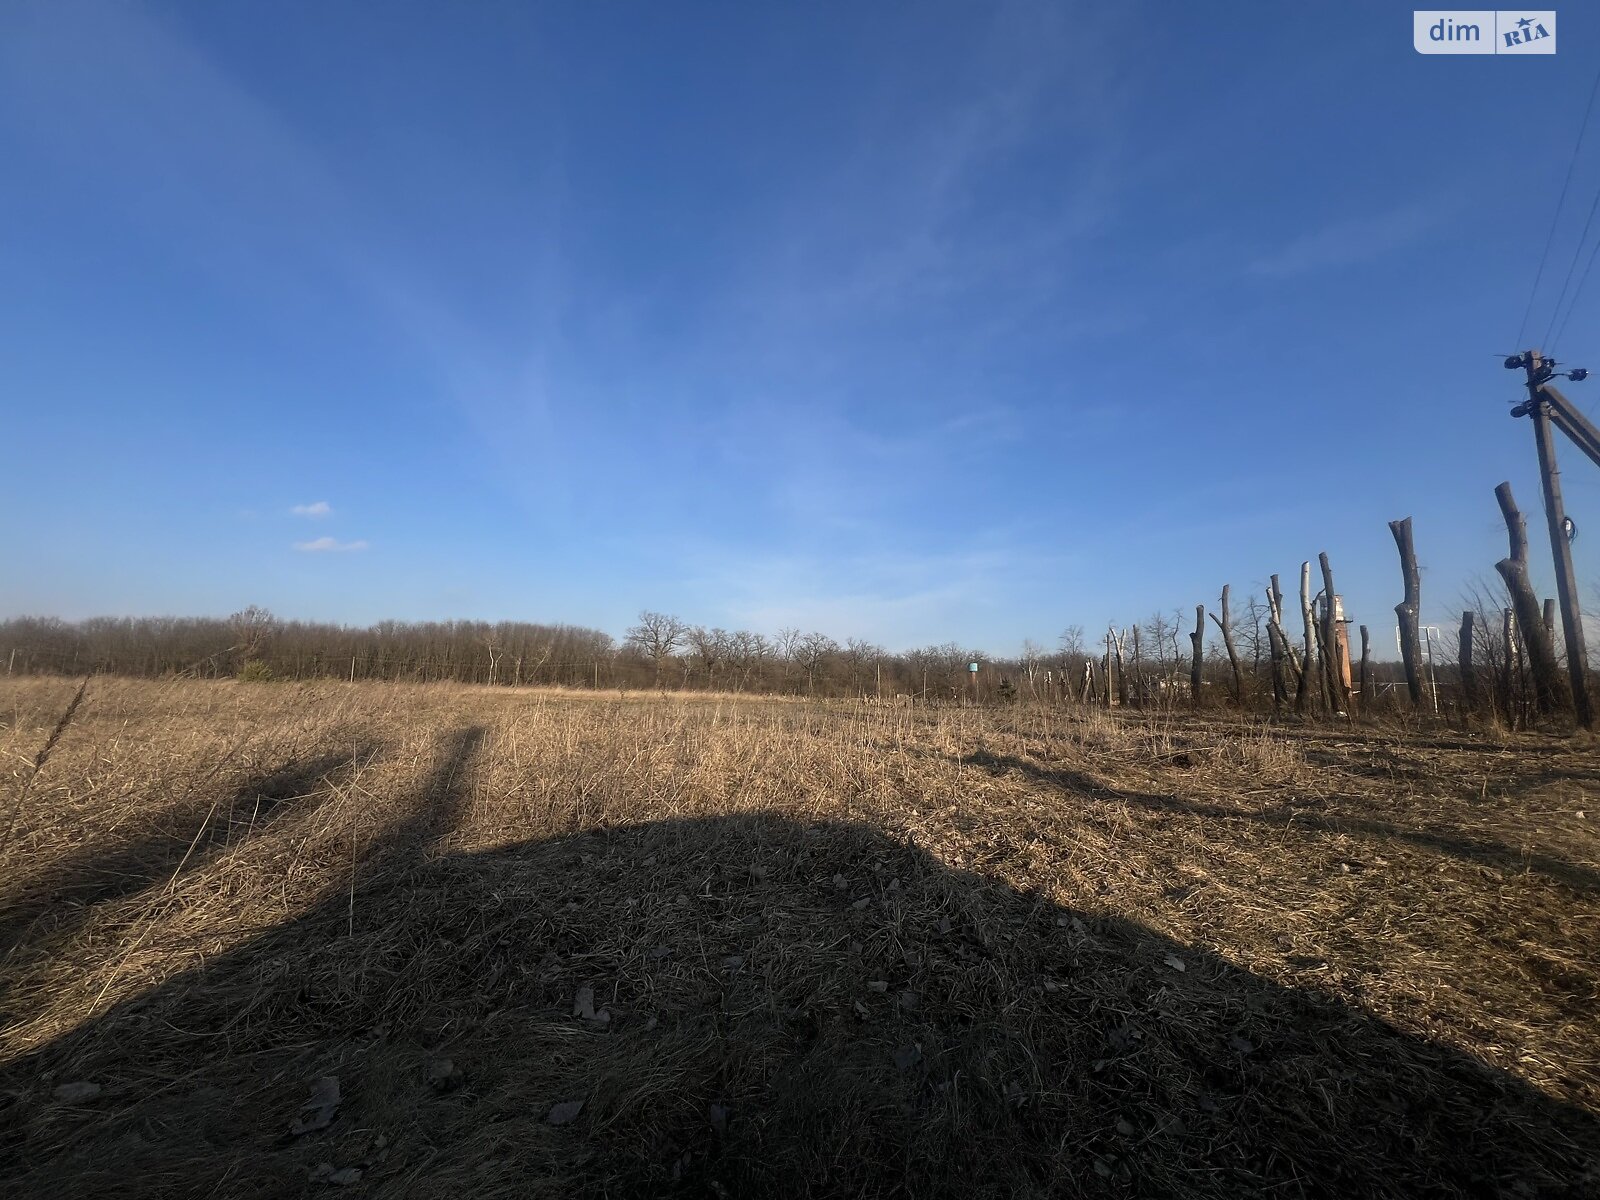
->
[0,604,1411,706]
[9,487,1593,726]
[0,608,995,698]
[0,610,613,689]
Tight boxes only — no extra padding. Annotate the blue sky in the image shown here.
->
[5,2,1600,654]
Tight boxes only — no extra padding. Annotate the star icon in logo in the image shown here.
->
[1517,15,1533,29]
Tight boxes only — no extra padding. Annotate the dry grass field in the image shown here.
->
[0,677,1597,1198]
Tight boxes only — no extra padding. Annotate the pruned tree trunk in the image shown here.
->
[1492,483,1564,714]
[1295,562,1315,715]
[1458,610,1479,714]
[1310,606,1334,711]
[1501,608,1520,727]
[1265,575,1290,713]
[1189,605,1204,706]
[1208,586,1244,706]
[1103,632,1114,709]
[1130,625,1145,709]
[1389,518,1424,707]
[1358,625,1372,709]
[1111,629,1129,708]
[1318,553,1350,715]
[1544,598,1557,646]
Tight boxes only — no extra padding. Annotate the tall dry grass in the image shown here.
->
[0,679,1596,1196]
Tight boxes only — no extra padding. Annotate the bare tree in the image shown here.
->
[1459,611,1480,714]
[797,632,839,694]
[1058,626,1087,674]
[1493,482,1564,715]
[1020,639,1045,699]
[774,627,803,692]
[1264,577,1292,713]
[1144,611,1179,703]
[1208,586,1243,705]
[1240,592,1268,688]
[1462,576,1522,726]
[626,611,688,689]
[1318,553,1350,715]
[686,626,731,690]
[1168,609,1187,691]
[1390,518,1424,708]
[482,630,504,687]
[1295,562,1316,715]
[843,637,884,696]
[227,606,278,672]
[1189,605,1205,705]
[1055,627,1087,703]
[905,645,936,700]
[1358,625,1372,707]
[726,631,768,691]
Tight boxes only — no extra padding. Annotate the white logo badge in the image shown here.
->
[1414,11,1555,54]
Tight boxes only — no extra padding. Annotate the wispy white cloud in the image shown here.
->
[1248,202,1441,278]
[291,500,331,518]
[654,4,1137,559]
[293,537,368,553]
[714,4,1131,357]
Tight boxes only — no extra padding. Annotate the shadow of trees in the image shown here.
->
[0,724,1594,1197]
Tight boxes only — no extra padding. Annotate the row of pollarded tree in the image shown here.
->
[1078,481,1583,727]
[1049,560,1365,717]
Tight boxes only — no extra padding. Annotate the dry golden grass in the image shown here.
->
[0,677,1597,1197]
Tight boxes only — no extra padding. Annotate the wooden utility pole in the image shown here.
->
[1513,350,1594,728]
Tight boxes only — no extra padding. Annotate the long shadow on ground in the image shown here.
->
[960,748,1600,895]
[0,745,382,965]
[0,726,1595,1198]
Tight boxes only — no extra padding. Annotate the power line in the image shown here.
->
[1549,228,1600,355]
[1542,180,1600,352]
[1517,63,1600,349]
[1543,179,1600,351]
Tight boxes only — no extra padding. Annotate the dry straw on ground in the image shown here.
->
[0,677,1596,1197]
